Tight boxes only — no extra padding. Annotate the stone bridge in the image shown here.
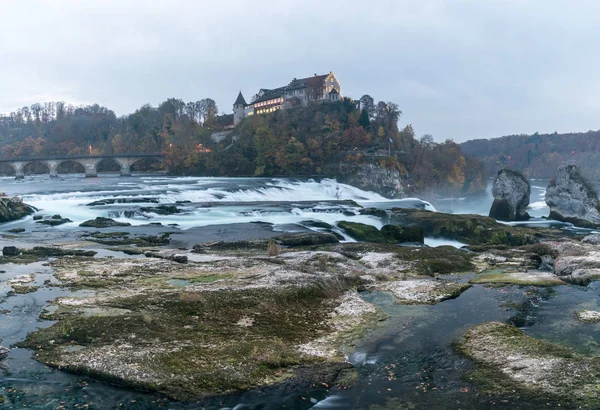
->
[0,154,165,178]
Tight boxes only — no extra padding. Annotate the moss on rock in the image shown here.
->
[456,321,600,405]
[19,267,372,401]
[469,271,565,286]
[389,208,552,246]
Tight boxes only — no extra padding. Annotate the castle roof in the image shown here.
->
[234,91,247,106]
[285,74,328,91]
[252,86,286,104]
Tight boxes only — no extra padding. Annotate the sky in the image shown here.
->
[1,0,600,142]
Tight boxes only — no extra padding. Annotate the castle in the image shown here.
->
[226,71,342,126]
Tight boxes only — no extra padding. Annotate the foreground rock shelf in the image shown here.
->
[457,322,600,405]
[16,238,482,401]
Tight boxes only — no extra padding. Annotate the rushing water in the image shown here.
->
[0,174,597,409]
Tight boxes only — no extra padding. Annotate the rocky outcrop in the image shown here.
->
[35,214,72,226]
[0,197,35,224]
[80,217,132,228]
[337,221,424,244]
[577,310,600,323]
[489,169,530,221]
[554,250,600,285]
[389,208,545,246]
[545,165,600,227]
[338,163,405,198]
[457,321,600,405]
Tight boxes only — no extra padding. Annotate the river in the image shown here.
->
[0,174,598,409]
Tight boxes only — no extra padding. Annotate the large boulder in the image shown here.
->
[545,165,600,227]
[0,197,35,223]
[338,163,405,198]
[489,169,530,221]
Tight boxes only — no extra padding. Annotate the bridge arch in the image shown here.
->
[0,163,16,176]
[55,159,86,175]
[96,158,122,174]
[22,161,51,176]
[130,157,165,173]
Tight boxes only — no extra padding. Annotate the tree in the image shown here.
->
[359,95,375,119]
[358,109,370,129]
[419,134,435,150]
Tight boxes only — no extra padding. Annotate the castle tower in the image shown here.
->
[233,91,247,125]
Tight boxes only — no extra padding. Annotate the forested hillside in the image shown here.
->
[0,97,485,194]
[460,131,600,179]
[168,97,485,194]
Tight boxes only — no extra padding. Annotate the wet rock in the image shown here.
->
[576,310,600,323]
[36,215,73,226]
[554,251,600,285]
[88,233,170,247]
[25,247,97,258]
[80,217,132,228]
[337,221,385,242]
[2,246,19,256]
[140,205,181,215]
[469,271,565,286]
[489,169,530,221]
[144,252,188,264]
[86,197,159,206]
[373,279,470,304]
[457,321,600,404]
[539,255,555,271]
[582,234,600,245]
[359,208,390,219]
[170,254,188,264]
[300,220,333,229]
[0,346,8,360]
[0,197,35,224]
[11,284,38,294]
[545,164,600,228]
[273,232,339,247]
[7,228,25,233]
[389,208,545,246]
[33,215,43,221]
[380,224,424,243]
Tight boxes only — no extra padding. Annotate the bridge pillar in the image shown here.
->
[13,162,24,179]
[117,157,134,177]
[120,166,131,177]
[82,159,98,177]
[47,160,59,178]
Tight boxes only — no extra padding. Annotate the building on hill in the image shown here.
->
[232,71,342,125]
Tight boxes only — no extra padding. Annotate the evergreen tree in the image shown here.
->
[358,109,370,130]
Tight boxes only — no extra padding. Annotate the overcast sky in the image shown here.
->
[1,0,599,142]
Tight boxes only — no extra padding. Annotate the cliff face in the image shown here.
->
[338,163,405,199]
[489,169,530,221]
[545,165,600,227]
[0,197,35,223]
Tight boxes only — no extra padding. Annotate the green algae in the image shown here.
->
[456,321,600,406]
[10,285,39,294]
[19,277,367,401]
[469,271,566,286]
